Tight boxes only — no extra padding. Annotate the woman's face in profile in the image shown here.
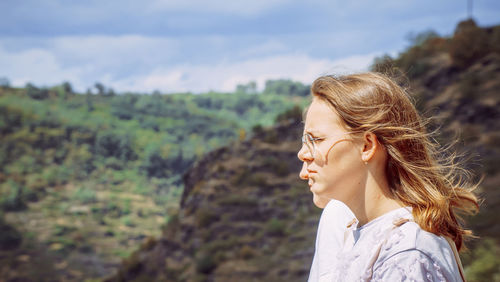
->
[297,98,366,208]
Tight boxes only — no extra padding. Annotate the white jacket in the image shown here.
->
[309,203,464,282]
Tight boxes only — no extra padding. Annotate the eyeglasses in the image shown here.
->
[301,132,357,157]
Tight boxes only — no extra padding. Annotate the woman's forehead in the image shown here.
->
[304,99,344,133]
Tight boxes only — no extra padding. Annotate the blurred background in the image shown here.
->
[0,0,499,281]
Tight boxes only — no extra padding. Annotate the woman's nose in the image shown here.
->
[297,143,313,162]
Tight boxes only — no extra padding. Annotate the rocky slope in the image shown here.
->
[108,116,321,281]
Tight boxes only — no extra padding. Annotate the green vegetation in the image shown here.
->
[195,252,217,274]
[462,238,500,282]
[0,79,308,280]
[0,214,22,250]
[266,218,287,237]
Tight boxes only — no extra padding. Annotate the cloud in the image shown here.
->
[0,35,184,89]
[328,53,382,73]
[0,33,380,93]
[0,45,86,88]
[110,52,380,93]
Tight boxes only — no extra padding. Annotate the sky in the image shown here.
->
[1,0,499,93]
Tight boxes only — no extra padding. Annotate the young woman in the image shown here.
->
[297,72,479,281]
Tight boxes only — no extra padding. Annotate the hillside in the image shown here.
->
[0,81,309,281]
[110,116,315,281]
[109,20,500,282]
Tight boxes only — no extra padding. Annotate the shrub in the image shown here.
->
[52,224,76,236]
[0,180,27,211]
[121,251,143,276]
[266,218,286,236]
[141,145,192,178]
[120,216,135,227]
[95,131,137,162]
[201,237,239,254]
[0,106,24,135]
[463,238,500,281]
[450,19,490,68]
[275,105,302,123]
[196,208,219,228]
[264,79,309,96]
[263,156,290,176]
[111,94,137,120]
[239,245,256,260]
[196,252,217,274]
[26,83,49,100]
[460,72,481,99]
[217,195,259,207]
[141,236,157,251]
[72,186,97,204]
[249,174,269,187]
[141,147,171,178]
[490,26,500,54]
[0,215,22,250]
[263,130,279,144]
[252,124,265,136]
[42,166,71,186]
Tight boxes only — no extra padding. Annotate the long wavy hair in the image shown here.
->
[310,72,479,251]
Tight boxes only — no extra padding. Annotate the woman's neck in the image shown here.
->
[351,169,402,227]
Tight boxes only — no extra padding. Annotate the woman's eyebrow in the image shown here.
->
[305,129,322,135]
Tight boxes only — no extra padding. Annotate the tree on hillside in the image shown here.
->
[263,79,309,96]
[111,94,138,120]
[62,81,73,94]
[450,19,489,68]
[95,131,137,162]
[0,77,10,88]
[86,90,94,112]
[236,81,258,94]
[95,82,105,96]
[26,83,49,100]
[406,30,439,47]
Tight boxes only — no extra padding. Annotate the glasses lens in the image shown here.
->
[302,134,315,156]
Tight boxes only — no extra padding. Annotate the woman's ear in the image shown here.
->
[361,132,379,162]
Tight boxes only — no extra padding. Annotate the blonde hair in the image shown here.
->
[310,72,479,251]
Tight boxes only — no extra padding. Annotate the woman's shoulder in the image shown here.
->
[382,221,453,259]
[374,221,462,281]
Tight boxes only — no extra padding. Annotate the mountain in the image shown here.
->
[109,20,500,282]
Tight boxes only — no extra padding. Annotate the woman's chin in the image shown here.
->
[312,193,329,209]
[309,183,326,195]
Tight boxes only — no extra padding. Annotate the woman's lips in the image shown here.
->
[308,178,315,187]
[306,169,316,187]
[307,170,316,178]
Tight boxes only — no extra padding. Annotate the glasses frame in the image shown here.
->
[301,131,358,157]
